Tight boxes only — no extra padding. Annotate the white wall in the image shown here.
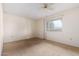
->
[0,3,3,55]
[37,8,79,47]
[34,19,45,39]
[4,13,34,43]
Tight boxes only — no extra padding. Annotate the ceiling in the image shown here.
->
[3,3,79,20]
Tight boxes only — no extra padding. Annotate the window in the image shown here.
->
[47,19,63,31]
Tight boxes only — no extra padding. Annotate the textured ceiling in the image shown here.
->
[3,3,79,20]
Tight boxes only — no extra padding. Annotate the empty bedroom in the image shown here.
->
[2,3,79,56]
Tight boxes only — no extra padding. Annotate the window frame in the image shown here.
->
[46,18,63,31]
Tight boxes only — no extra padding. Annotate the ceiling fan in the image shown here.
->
[41,3,54,10]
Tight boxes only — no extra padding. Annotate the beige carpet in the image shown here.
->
[2,38,79,56]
